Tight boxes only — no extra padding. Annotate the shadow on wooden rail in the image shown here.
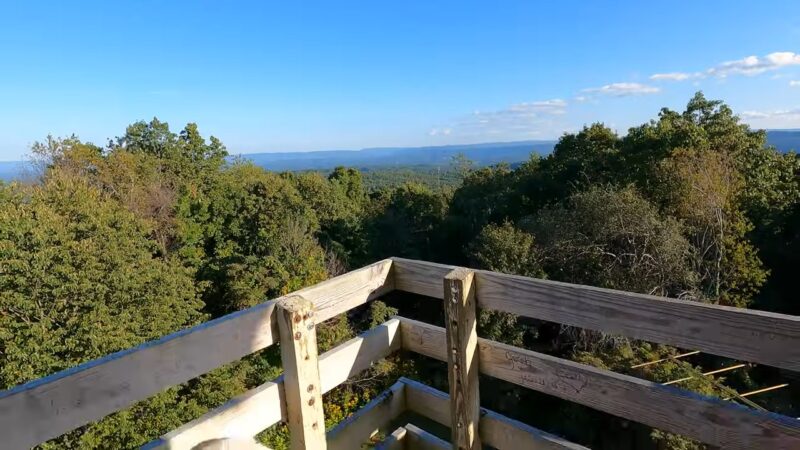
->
[0,257,798,449]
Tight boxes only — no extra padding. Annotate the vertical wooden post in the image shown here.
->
[277,296,327,450]
[443,268,481,450]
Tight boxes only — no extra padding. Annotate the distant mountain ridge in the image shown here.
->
[1,130,798,180]
[236,140,557,171]
[235,129,800,171]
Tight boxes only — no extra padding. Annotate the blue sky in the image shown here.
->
[1,1,799,160]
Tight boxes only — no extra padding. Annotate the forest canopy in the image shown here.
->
[1,93,798,450]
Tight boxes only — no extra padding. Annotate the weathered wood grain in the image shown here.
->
[327,381,406,450]
[391,257,800,371]
[277,296,327,450]
[443,268,481,450]
[399,317,800,450]
[400,377,588,450]
[148,319,401,449]
[0,259,392,450]
[300,258,394,323]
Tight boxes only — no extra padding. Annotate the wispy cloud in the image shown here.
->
[429,98,569,139]
[741,108,800,129]
[790,80,800,87]
[710,52,800,77]
[582,82,661,97]
[505,98,568,115]
[650,72,703,81]
[741,108,800,119]
[650,51,800,82]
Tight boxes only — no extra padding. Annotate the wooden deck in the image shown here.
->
[1,257,799,449]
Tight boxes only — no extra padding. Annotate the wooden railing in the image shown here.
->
[0,257,799,449]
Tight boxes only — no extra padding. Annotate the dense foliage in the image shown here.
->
[1,93,798,449]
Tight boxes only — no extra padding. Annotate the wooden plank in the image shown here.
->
[277,296,327,450]
[399,317,800,450]
[374,427,407,450]
[404,423,451,450]
[392,258,451,298]
[148,319,401,449]
[300,258,394,323]
[391,257,800,371]
[327,381,406,450]
[443,268,481,450]
[317,318,402,394]
[400,377,587,450]
[0,259,393,450]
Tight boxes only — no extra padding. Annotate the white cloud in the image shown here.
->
[506,98,568,115]
[790,80,800,87]
[650,72,698,81]
[740,111,770,119]
[650,51,800,82]
[741,108,800,128]
[741,109,800,119]
[582,82,661,96]
[708,52,800,77]
[430,98,570,139]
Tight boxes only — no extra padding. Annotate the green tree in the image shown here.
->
[114,118,227,183]
[0,169,204,388]
[468,221,544,278]
[364,182,449,261]
[287,168,368,268]
[539,123,621,200]
[467,222,545,346]
[527,186,697,299]
[445,164,518,261]
[184,163,328,315]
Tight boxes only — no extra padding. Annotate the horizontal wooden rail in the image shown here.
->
[147,319,401,449]
[398,317,800,450]
[400,377,587,450]
[391,257,800,371]
[0,259,393,450]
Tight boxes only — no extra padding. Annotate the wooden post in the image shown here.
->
[277,296,327,450]
[443,268,481,450]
